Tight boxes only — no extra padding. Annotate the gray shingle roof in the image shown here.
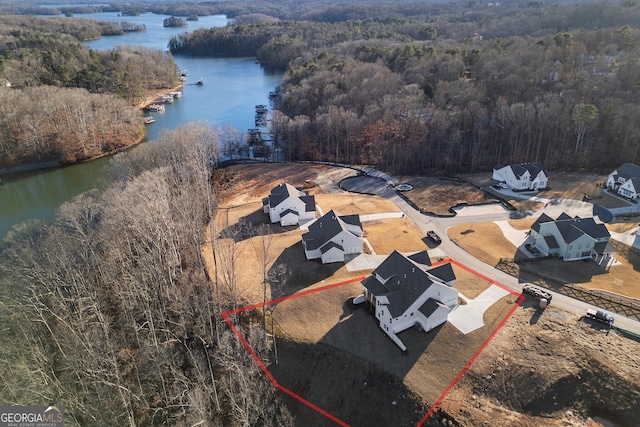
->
[302,210,361,251]
[594,241,617,255]
[557,212,573,221]
[267,183,316,212]
[320,240,343,254]
[362,251,455,319]
[418,298,442,318]
[300,195,316,213]
[533,212,610,244]
[508,162,547,180]
[544,235,559,249]
[408,251,432,267]
[428,263,456,284]
[616,163,640,180]
[531,213,554,233]
[280,208,299,219]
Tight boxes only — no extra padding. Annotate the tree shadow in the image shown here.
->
[613,241,640,273]
[509,209,538,220]
[316,302,446,381]
[266,299,453,424]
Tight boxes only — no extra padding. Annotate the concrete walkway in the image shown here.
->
[494,220,529,247]
[448,285,511,334]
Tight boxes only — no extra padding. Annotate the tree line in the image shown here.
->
[0,14,178,170]
[0,122,295,426]
[170,0,640,175]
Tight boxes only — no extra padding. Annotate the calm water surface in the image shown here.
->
[0,12,283,240]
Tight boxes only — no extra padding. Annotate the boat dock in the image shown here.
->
[255,104,268,127]
[144,104,165,112]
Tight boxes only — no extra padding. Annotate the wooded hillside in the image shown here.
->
[171,0,640,175]
[0,14,177,170]
[0,123,295,426]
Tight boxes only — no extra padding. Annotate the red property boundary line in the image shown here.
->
[222,261,524,427]
[222,277,365,427]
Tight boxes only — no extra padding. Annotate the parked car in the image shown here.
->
[427,230,441,244]
[586,308,614,326]
[525,243,540,256]
[522,284,552,307]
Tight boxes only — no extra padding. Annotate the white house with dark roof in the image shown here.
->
[528,212,614,263]
[301,210,363,264]
[361,251,458,351]
[492,162,548,190]
[606,163,640,200]
[262,183,316,226]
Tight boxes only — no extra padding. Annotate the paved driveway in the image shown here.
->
[448,285,511,334]
[338,173,640,335]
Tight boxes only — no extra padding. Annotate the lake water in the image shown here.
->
[0,12,283,241]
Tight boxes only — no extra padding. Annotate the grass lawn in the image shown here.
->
[447,219,640,299]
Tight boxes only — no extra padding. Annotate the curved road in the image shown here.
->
[342,175,640,335]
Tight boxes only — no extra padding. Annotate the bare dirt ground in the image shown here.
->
[396,175,494,215]
[209,163,640,427]
[441,304,640,427]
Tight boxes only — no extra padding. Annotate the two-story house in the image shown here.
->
[361,251,458,352]
[301,210,363,264]
[492,163,548,191]
[262,183,316,226]
[528,212,614,264]
[606,163,640,201]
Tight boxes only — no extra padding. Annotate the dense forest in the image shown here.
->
[0,122,295,426]
[0,14,178,169]
[170,0,640,175]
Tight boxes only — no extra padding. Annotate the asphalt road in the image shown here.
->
[341,175,640,335]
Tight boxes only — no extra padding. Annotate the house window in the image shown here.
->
[586,243,590,248]
[578,244,582,249]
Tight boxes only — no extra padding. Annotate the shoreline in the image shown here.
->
[0,83,183,177]
[136,82,184,109]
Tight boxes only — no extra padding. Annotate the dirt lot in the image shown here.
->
[396,175,494,215]
[210,163,640,427]
[441,303,640,427]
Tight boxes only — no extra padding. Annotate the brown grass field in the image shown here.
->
[448,219,640,299]
[206,163,640,426]
[206,163,519,412]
